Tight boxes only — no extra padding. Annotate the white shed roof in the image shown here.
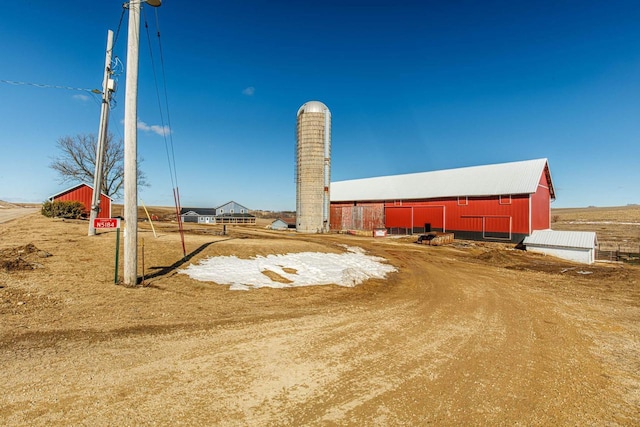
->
[330,158,553,202]
[523,230,597,250]
[48,182,112,201]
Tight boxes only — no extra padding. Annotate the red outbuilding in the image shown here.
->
[48,183,112,219]
[330,158,555,243]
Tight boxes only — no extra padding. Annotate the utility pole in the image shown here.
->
[123,0,162,285]
[88,30,115,236]
[123,0,141,286]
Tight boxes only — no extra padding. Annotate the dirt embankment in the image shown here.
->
[1,213,638,425]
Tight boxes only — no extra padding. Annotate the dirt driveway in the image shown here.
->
[1,214,638,425]
[0,207,40,224]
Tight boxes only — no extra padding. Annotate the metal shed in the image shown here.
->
[523,230,598,264]
[270,218,296,230]
[48,183,112,219]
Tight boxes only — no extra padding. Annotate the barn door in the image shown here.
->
[483,216,511,240]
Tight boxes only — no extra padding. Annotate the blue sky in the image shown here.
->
[1,1,638,210]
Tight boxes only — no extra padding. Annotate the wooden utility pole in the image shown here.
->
[88,30,114,236]
[123,0,162,285]
[123,1,141,285]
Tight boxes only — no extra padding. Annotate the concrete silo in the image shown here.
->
[296,101,331,233]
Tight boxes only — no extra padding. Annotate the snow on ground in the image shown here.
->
[179,245,397,290]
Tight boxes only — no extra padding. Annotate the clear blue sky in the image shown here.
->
[1,1,638,210]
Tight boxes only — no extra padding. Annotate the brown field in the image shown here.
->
[1,205,639,425]
[552,205,640,246]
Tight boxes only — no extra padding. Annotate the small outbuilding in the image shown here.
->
[523,230,598,264]
[270,218,296,230]
[48,183,112,219]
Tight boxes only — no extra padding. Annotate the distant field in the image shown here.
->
[552,205,640,245]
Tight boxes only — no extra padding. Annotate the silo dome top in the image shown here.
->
[297,101,330,117]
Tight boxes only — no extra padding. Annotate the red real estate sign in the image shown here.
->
[93,218,120,229]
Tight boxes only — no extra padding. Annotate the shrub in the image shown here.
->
[551,215,560,223]
[41,200,87,219]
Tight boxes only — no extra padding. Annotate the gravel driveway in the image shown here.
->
[0,208,39,224]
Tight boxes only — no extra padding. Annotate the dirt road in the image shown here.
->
[0,207,40,224]
[1,214,638,425]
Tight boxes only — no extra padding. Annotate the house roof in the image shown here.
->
[330,158,555,202]
[272,217,296,226]
[48,183,112,201]
[180,208,217,216]
[523,230,597,250]
[214,200,250,211]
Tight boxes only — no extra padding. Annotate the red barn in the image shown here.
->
[330,158,555,243]
[48,183,112,219]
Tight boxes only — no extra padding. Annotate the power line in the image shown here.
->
[112,5,127,49]
[0,78,101,94]
[154,7,180,192]
[142,5,186,258]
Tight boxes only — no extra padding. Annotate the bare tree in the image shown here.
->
[49,133,148,199]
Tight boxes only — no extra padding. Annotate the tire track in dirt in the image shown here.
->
[1,217,638,425]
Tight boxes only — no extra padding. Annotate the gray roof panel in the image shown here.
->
[523,230,597,249]
[330,158,552,202]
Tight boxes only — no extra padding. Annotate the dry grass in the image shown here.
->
[0,206,638,425]
[552,205,640,244]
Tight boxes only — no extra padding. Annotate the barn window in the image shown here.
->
[499,195,512,205]
[457,197,468,206]
[230,209,234,214]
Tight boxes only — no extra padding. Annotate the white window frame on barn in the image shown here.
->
[457,196,468,206]
[499,195,512,205]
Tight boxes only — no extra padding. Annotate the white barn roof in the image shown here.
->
[48,182,112,201]
[330,158,554,202]
[523,230,597,250]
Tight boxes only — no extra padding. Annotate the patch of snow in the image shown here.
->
[179,245,397,290]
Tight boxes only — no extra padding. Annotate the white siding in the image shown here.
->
[524,230,597,264]
[526,246,594,264]
[524,230,597,249]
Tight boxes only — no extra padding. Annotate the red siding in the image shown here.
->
[330,168,553,241]
[385,206,412,227]
[413,206,445,230]
[531,172,551,231]
[377,196,529,234]
[329,203,346,230]
[52,184,111,218]
[330,202,384,230]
